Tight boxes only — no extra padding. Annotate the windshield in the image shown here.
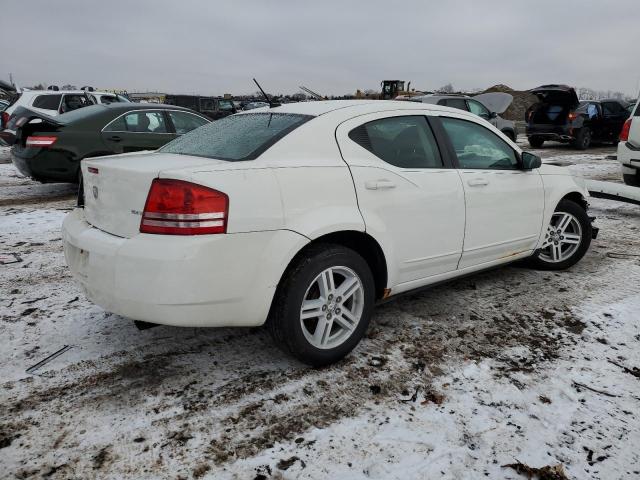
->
[160,112,312,161]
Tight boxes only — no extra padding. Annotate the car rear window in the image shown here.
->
[160,113,312,161]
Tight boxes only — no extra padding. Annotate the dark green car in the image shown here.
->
[8,103,210,183]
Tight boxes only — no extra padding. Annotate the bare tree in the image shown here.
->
[438,83,454,94]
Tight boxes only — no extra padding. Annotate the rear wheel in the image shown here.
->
[528,136,544,148]
[268,244,375,366]
[573,128,591,150]
[528,199,592,270]
[623,172,640,187]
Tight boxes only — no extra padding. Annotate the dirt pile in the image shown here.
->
[482,84,538,122]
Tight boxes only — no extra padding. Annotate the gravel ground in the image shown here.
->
[1,140,639,479]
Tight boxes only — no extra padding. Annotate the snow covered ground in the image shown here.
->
[1,140,639,479]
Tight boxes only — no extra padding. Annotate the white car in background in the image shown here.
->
[62,101,595,366]
[1,89,129,127]
[619,98,640,186]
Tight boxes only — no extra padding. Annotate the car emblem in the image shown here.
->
[92,186,99,199]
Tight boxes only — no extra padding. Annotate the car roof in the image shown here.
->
[244,100,455,119]
[101,103,195,112]
[20,89,118,95]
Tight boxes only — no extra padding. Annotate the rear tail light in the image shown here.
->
[140,178,228,235]
[25,136,58,147]
[1,111,8,128]
[619,118,632,142]
[568,112,578,122]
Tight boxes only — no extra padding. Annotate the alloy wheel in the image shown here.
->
[299,266,364,349]
[538,212,583,263]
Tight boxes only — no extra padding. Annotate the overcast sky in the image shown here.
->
[2,0,638,97]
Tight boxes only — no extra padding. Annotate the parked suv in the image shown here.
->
[525,85,630,149]
[411,93,517,141]
[164,95,236,120]
[62,100,594,366]
[1,89,129,130]
[618,98,640,186]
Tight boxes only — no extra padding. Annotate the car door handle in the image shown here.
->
[365,180,396,190]
[467,178,489,187]
[108,135,122,142]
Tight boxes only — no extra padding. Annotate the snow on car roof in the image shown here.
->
[250,99,451,118]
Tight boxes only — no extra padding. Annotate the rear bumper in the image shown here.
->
[526,124,574,142]
[618,141,640,170]
[11,147,78,183]
[62,209,308,327]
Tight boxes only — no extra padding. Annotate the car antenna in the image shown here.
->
[253,78,280,108]
[299,85,325,100]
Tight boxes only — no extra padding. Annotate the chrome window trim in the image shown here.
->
[101,109,209,134]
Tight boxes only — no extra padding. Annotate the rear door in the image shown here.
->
[336,111,465,287]
[601,101,629,141]
[101,110,176,153]
[437,114,544,268]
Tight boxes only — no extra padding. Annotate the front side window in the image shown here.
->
[467,99,490,119]
[160,113,312,161]
[168,111,209,134]
[219,99,235,111]
[441,117,518,170]
[349,115,443,169]
[32,94,62,111]
[441,98,468,111]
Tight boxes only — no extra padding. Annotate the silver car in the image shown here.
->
[410,93,517,141]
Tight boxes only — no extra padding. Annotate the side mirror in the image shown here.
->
[489,111,498,119]
[521,152,542,170]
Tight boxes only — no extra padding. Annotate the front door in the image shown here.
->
[437,115,544,269]
[601,101,629,141]
[336,112,465,288]
[101,110,176,154]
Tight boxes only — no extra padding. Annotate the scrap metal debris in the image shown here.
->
[26,345,73,374]
[502,461,569,480]
[572,380,620,398]
[0,253,22,265]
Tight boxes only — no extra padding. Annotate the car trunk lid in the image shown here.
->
[473,92,513,114]
[529,85,579,107]
[82,152,229,238]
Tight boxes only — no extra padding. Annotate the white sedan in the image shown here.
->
[62,100,595,366]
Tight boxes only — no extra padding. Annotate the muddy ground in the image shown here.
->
[1,141,639,479]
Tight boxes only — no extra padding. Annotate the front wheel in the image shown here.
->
[528,199,592,270]
[623,172,640,187]
[528,136,544,148]
[268,244,375,366]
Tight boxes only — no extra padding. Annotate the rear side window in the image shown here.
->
[635,102,640,117]
[168,111,209,134]
[160,113,312,161]
[104,111,168,133]
[32,94,62,111]
[602,102,625,116]
[348,116,443,169]
[441,117,518,170]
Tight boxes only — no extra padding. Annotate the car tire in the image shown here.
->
[502,130,516,142]
[267,243,375,367]
[622,172,640,187]
[528,136,544,148]
[573,128,591,150]
[527,199,592,271]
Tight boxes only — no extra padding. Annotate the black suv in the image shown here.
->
[164,95,236,120]
[525,85,630,149]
